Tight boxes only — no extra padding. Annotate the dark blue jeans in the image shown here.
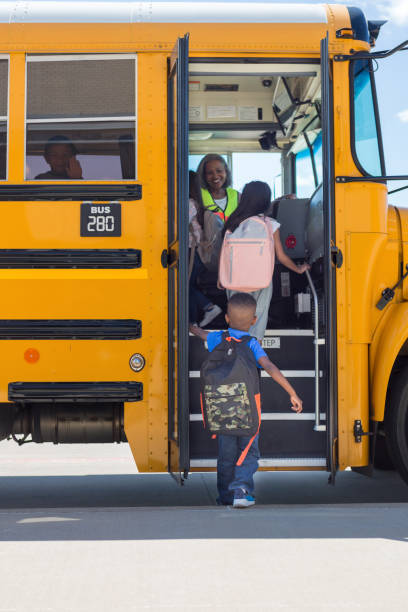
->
[217,433,260,504]
[189,249,211,323]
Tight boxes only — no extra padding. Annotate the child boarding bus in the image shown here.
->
[0,1,407,486]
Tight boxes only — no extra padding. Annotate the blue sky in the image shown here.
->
[39,0,408,204]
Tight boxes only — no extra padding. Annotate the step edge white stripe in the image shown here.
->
[190,458,326,468]
[189,413,326,421]
[189,370,323,378]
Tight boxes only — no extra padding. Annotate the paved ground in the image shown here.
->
[1,441,408,611]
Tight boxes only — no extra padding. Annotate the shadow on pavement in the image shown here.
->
[0,468,408,508]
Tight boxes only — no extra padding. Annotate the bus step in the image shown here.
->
[190,457,326,469]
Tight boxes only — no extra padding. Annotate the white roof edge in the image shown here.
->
[0,2,328,25]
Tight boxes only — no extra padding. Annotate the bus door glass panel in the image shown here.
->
[295,146,316,198]
[352,59,383,176]
[295,132,322,198]
[25,56,137,180]
[0,59,8,180]
[167,35,189,481]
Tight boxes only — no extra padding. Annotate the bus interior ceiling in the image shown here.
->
[187,63,328,467]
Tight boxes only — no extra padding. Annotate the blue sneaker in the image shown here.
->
[233,488,255,508]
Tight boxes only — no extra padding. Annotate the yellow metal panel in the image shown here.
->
[0,202,146,247]
[398,208,408,301]
[370,302,408,422]
[124,53,168,472]
[0,339,147,402]
[337,343,369,468]
[0,22,343,55]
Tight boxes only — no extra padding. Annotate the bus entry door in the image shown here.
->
[167,34,190,482]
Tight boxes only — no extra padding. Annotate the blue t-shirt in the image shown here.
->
[206,328,267,368]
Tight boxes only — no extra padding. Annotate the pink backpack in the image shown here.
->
[219,216,275,292]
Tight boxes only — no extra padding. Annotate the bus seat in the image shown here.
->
[304,184,324,265]
[118,133,135,179]
[272,197,309,259]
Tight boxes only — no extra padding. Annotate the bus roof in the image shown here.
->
[0,2,372,54]
[0,2,330,24]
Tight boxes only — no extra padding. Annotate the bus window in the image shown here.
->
[294,130,322,198]
[25,56,137,180]
[231,152,281,196]
[0,59,8,180]
[352,59,383,177]
[312,132,322,184]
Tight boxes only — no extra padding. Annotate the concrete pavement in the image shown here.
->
[1,441,408,611]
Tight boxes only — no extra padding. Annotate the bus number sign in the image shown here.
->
[80,203,121,237]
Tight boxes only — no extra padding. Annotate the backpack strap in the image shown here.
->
[236,393,261,466]
[224,333,254,345]
[225,333,260,466]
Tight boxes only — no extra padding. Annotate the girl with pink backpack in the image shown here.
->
[219,181,310,341]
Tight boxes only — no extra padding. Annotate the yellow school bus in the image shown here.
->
[0,1,407,485]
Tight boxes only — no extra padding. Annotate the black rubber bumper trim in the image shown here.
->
[0,249,141,268]
[0,319,141,339]
[0,184,142,201]
[8,382,143,402]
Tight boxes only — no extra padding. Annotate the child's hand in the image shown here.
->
[290,394,303,413]
[297,263,311,274]
[67,156,83,179]
[189,323,209,341]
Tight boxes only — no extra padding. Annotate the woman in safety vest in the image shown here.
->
[194,154,240,327]
[196,154,240,224]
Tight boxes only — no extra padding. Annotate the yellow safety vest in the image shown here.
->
[201,187,239,223]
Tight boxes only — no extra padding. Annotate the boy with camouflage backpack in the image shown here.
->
[190,292,303,508]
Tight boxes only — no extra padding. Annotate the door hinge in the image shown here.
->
[331,245,343,269]
[353,419,373,443]
[161,248,177,268]
[161,249,169,268]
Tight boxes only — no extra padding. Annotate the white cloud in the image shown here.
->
[397,109,408,122]
[328,0,408,26]
[376,0,408,24]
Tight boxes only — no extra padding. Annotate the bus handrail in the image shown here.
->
[305,269,326,432]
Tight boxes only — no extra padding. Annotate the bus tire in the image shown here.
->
[373,433,395,470]
[384,364,408,484]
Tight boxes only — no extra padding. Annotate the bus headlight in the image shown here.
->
[129,353,145,372]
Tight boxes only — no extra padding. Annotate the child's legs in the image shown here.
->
[228,434,260,496]
[249,282,273,341]
[217,434,239,504]
[189,251,211,322]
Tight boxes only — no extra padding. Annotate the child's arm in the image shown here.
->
[274,229,310,275]
[258,355,303,413]
[189,323,209,342]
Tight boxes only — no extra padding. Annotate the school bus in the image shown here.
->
[0,1,407,486]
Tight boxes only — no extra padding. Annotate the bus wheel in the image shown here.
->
[373,431,395,470]
[384,364,408,484]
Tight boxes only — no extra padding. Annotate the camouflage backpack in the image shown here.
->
[200,333,261,438]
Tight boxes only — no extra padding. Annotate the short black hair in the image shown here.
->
[228,292,257,310]
[44,135,78,157]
